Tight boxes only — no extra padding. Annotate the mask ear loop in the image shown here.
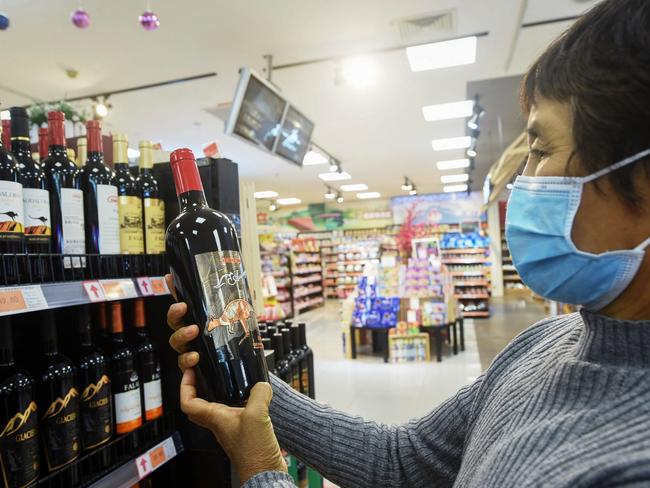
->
[582,148,650,183]
[634,236,650,251]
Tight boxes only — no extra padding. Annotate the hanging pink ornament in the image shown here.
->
[71,8,90,29]
[139,10,160,31]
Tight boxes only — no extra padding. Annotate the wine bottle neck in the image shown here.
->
[48,145,67,158]
[88,151,104,165]
[0,321,14,366]
[11,138,32,158]
[179,190,208,212]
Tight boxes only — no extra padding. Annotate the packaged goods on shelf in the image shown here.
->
[400,258,443,299]
[351,277,400,328]
[388,324,430,363]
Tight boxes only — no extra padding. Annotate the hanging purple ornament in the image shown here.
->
[139,10,160,31]
[71,8,90,29]
[0,12,9,31]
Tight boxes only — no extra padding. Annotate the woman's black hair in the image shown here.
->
[522,0,650,208]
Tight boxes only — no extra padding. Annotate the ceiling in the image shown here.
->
[0,0,601,206]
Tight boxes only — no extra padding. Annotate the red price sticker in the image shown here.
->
[101,281,125,300]
[150,278,169,296]
[150,445,166,468]
[0,289,26,313]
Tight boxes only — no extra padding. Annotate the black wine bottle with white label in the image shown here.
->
[165,148,268,406]
[0,317,40,488]
[36,311,80,480]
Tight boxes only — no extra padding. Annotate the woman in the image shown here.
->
[167,0,650,485]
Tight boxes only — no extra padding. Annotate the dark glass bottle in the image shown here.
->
[132,298,163,424]
[109,302,142,439]
[280,329,300,391]
[95,302,110,353]
[137,140,165,255]
[74,305,113,454]
[0,120,24,271]
[113,134,143,255]
[165,148,268,406]
[290,326,307,395]
[298,322,314,398]
[270,333,290,383]
[78,120,119,254]
[10,107,51,254]
[42,111,86,259]
[37,128,48,164]
[0,317,40,488]
[1,120,10,148]
[37,311,80,478]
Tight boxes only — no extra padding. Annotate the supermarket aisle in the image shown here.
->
[296,302,482,425]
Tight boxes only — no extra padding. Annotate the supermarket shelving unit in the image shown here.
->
[441,247,491,318]
[290,239,325,315]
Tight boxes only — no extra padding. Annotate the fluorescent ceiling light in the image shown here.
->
[440,173,469,183]
[319,171,352,181]
[422,100,474,122]
[303,150,328,166]
[127,148,140,159]
[437,158,470,170]
[357,192,381,199]
[254,191,279,199]
[340,183,368,192]
[277,197,301,205]
[341,57,378,88]
[432,136,471,151]
[443,184,468,193]
[406,36,477,72]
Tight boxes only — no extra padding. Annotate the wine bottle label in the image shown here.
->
[42,387,80,471]
[22,188,51,239]
[300,364,309,395]
[143,378,163,421]
[60,187,86,255]
[118,196,144,254]
[0,401,39,488]
[195,250,263,350]
[96,184,120,254]
[80,374,112,450]
[0,180,24,239]
[144,198,165,254]
[114,377,142,434]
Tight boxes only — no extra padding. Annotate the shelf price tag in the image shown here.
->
[100,279,139,300]
[149,277,170,296]
[136,277,154,296]
[136,436,177,479]
[0,286,48,316]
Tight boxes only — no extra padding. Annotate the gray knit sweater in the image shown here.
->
[243,311,650,487]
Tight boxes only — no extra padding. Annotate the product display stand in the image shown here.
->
[291,238,324,315]
[349,325,392,363]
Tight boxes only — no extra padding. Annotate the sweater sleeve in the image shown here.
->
[269,373,484,488]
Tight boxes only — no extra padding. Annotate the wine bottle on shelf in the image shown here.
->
[280,329,300,391]
[132,299,163,424]
[0,120,24,264]
[75,306,113,453]
[36,311,81,476]
[79,120,119,255]
[37,127,48,163]
[289,326,307,394]
[0,317,40,488]
[270,333,290,382]
[76,137,87,168]
[137,140,165,255]
[95,302,110,353]
[113,134,144,255]
[298,322,314,398]
[10,107,51,254]
[42,111,86,260]
[109,302,142,437]
[165,148,268,406]
[1,120,10,148]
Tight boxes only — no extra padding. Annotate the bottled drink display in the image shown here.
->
[298,322,314,398]
[74,306,113,451]
[132,298,163,422]
[165,148,268,405]
[36,311,80,473]
[75,137,87,168]
[79,120,119,254]
[42,111,86,257]
[1,120,9,148]
[10,107,51,253]
[37,128,48,163]
[137,140,165,255]
[0,120,24,258]
[270,333,290,382]
[109,302,142,435]
[113,134,144,255]
[0,318,40,488]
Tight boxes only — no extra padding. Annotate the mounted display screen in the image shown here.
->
[274,106,314,166]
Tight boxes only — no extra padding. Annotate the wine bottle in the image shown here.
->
[298,322,314,398]
[289,326,306,394]
[113,134,144,255]
[10,107,51,253]
[132,299,163,422]
[280,329,300,391]
[0,318,40,488]
[1,120,10,148]
[75,306,113,451]
[42,111,86,259]
[109,302,142,436]
[137,140,165,255]
[37,311,81,473]
[79,121,119,254]
[270,333,290,382]
[37,128,48,163]
[76,137,87,168]
[165,148,268,405]
[0,120,24,264]
[95,302,110,353]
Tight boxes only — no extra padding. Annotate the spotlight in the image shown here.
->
[401,177,413,192]
[409,187,418,196]
[324,186,336,199]
[336,192,344,203]
[329,159,342,173]
[92,95,112,119]
[467,148,477,158]
[269,200,278,212]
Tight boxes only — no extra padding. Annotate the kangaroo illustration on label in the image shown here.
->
[207,298,253,345]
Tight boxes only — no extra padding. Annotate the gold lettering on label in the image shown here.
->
[15,428,36,442]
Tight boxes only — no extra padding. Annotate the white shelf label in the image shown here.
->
[136,277,154,296]
[83,281,106,302]
[136,436,177,479]
[0,286,47,315]
[100,279,139,300]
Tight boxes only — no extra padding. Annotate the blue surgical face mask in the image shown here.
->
[505,148,650,311]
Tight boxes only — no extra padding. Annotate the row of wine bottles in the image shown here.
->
[0,107,165,257]
[0,298,163,488]
[259,321,314,398]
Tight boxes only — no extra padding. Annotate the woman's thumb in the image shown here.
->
[245,382,273,419]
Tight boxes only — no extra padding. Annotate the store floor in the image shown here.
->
[296,296,547,426]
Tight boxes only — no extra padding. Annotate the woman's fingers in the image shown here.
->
[167,302,187,331]
[169,324,199,353]
[177,351,200,371]
[165,274,178,301]
[180,368,229,429]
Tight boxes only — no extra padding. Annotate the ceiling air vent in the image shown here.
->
[393,10,456,44]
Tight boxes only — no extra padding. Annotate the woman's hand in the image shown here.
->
[165,275,287,483]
